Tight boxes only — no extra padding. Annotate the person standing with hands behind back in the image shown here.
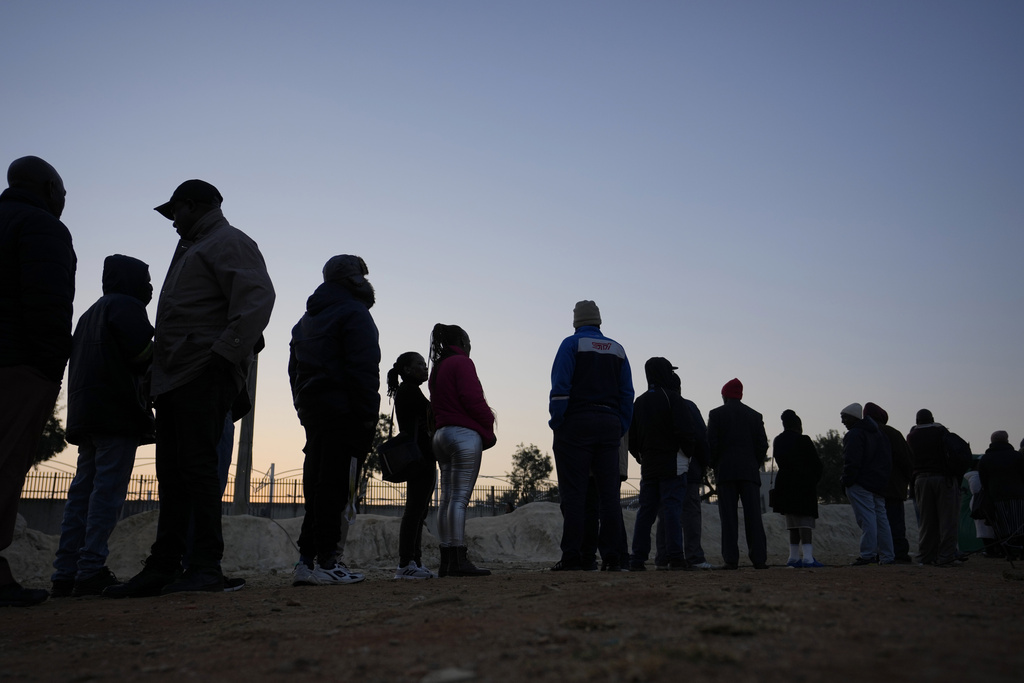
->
[429,324,495,577]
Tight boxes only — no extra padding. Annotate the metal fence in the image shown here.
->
[21,471,540,511]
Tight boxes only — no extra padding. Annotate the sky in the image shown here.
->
[5,1,1023,491]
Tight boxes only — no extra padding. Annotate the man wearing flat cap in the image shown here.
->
[106,180,275,597]
[548,300,634,571]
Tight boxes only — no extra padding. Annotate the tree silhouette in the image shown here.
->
[33,402,68,467]
[506,442,554,508]
[813,429,846,504]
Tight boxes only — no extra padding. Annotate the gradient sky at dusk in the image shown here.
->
[5,1,1022,490]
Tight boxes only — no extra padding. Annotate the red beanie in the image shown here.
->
[721,378,743,399]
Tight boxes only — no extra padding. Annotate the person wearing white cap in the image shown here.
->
[840,403,895,566]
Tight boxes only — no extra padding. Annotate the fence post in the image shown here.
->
[232,354,259,516]
[267,462,275,519]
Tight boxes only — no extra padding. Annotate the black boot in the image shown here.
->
[449,546,491,577]
[438,546,452,578]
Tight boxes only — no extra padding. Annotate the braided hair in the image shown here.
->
[428,323,469,383]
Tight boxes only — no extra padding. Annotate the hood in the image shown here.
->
[305,280,371,315]
[101,254,152,304]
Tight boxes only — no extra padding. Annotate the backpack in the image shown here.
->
[943,431,972,479]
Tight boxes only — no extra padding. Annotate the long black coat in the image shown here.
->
[770,430,822,518]
[707,399,769,484]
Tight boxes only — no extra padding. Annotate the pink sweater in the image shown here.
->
[429,348,495,448]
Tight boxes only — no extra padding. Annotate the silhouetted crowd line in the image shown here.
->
[2,158,1022,607]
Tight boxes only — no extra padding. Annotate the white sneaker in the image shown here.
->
[690,561,716,570]
[311,562,365,585]
[292,562,317,586]
[394,561,435,580]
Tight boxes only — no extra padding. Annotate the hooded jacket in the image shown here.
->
[65,255,155,444]
[628,360,698,480]
[288,277,380,425]
[0,187,76,382]
[841,417,892,494]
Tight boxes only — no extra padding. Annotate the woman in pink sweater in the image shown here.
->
[428,323,495,577]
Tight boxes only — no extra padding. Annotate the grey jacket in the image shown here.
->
[151,209,275,396]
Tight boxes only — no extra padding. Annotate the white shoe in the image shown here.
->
[292,562,317,586]
[394,561,435,580]
[311,562,365,585]
[690,561,716,570]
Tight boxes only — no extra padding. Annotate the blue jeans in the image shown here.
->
[656,471,706,565]
[52,435,139,581]
[846,484,895,562]
[632,474,686,565]
[553,411,623,566]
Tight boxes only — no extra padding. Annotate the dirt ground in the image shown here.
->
[2,557,1022,683]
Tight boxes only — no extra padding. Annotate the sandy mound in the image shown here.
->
[2,500,916,582]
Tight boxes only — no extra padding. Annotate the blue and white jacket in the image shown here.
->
[548,325,634,435]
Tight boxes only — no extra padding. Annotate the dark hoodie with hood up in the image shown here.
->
[627,358,698,480]
[288,263,380,426]
[841,416,892,495]
[65,254,155,444]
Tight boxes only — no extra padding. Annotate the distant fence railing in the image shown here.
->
[20,471,683,512]
[21,471,561,511]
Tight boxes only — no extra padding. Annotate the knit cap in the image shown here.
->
[573,300,601,329]
[841,403,863,420]
[721,378,743,400]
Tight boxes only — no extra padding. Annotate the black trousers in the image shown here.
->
[297,414,367,565]
[151,364,236,570]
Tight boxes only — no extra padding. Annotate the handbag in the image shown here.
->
[379,406,426,483]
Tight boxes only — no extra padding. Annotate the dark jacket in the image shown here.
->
[65,255,155,444]
[394,381,434,463]
[548,325,634,435]
[628,363,698,480]
[707,399,769,484]
[0,188,76,381]
[881,424,914,500]
[906,422,952,477]
[841,417,892,495]
[683,397,709,476]
[288,281,380,425]
[771,430,822,518]
[978,442,1024,502]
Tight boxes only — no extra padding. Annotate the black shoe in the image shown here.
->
[222,576,246,592]
[0,582,49,607]
[583,559,599,571]
[551,560,584,571]
[448,546,491,577]
[73,567,118,597]
[753,563,770,570]
[850,556,878,567]
[720,563,739,570]
[103,559,180,598]
[161,568,226,594]
[50,579,75,598]
[628,563,647,572]
[666,559,691,571]
[600,561,625,572]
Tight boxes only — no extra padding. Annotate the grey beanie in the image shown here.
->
[573,300,601,329]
